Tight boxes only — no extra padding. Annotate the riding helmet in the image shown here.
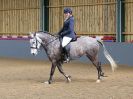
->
[64,7,72,14]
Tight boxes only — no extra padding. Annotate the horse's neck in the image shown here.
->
[44,35,53,41]
[41,34,60,56]
[38,33,55,43]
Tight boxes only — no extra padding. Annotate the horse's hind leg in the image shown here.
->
[87,55,104,82]
[57,62,71,82]
[94,61,104,83]
[97,62,104,77]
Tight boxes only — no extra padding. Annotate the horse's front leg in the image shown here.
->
[45,63,56,84]
[57,63,71,83]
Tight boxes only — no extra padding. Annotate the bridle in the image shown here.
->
[30,37,38,49]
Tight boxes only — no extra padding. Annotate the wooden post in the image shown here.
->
[116,0,125,42]
[121,0,125,42]
[40,0,49,31]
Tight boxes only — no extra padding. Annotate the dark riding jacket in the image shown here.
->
[58,16,76,40]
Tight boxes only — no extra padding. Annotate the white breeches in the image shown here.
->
[62,36,72,47]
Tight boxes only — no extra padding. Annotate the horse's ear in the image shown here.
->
[29,32,34,38]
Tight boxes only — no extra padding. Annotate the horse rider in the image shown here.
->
[58,7,77,63]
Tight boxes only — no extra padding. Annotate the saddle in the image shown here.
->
[71,36,77,42]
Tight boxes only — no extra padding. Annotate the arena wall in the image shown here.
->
[0,0,40,36]
[0,0,133,66]
[0,40,132,66]
[48,0,116,36]
[124,0,133,41]
[0,0,133,41]
[47,0,133,42]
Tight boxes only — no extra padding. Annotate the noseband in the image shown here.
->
[30,46,37,49]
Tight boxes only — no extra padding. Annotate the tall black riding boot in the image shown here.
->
[63,47,70,63]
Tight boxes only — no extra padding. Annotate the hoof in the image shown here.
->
[64,58,70,63]
[67,76,71,83]
[44,81,51,84]
[96,79,101,83]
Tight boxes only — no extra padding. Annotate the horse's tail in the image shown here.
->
[97,40,117,72]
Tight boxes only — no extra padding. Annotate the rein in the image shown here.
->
[45,37,59,47]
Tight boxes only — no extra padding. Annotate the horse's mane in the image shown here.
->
[37,31,58,37]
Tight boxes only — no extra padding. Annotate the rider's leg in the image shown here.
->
[62,36,72,47]
[63,46,70,62]
[62,36,72,62]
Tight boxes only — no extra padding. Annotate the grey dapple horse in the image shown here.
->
[30,31,117,84]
